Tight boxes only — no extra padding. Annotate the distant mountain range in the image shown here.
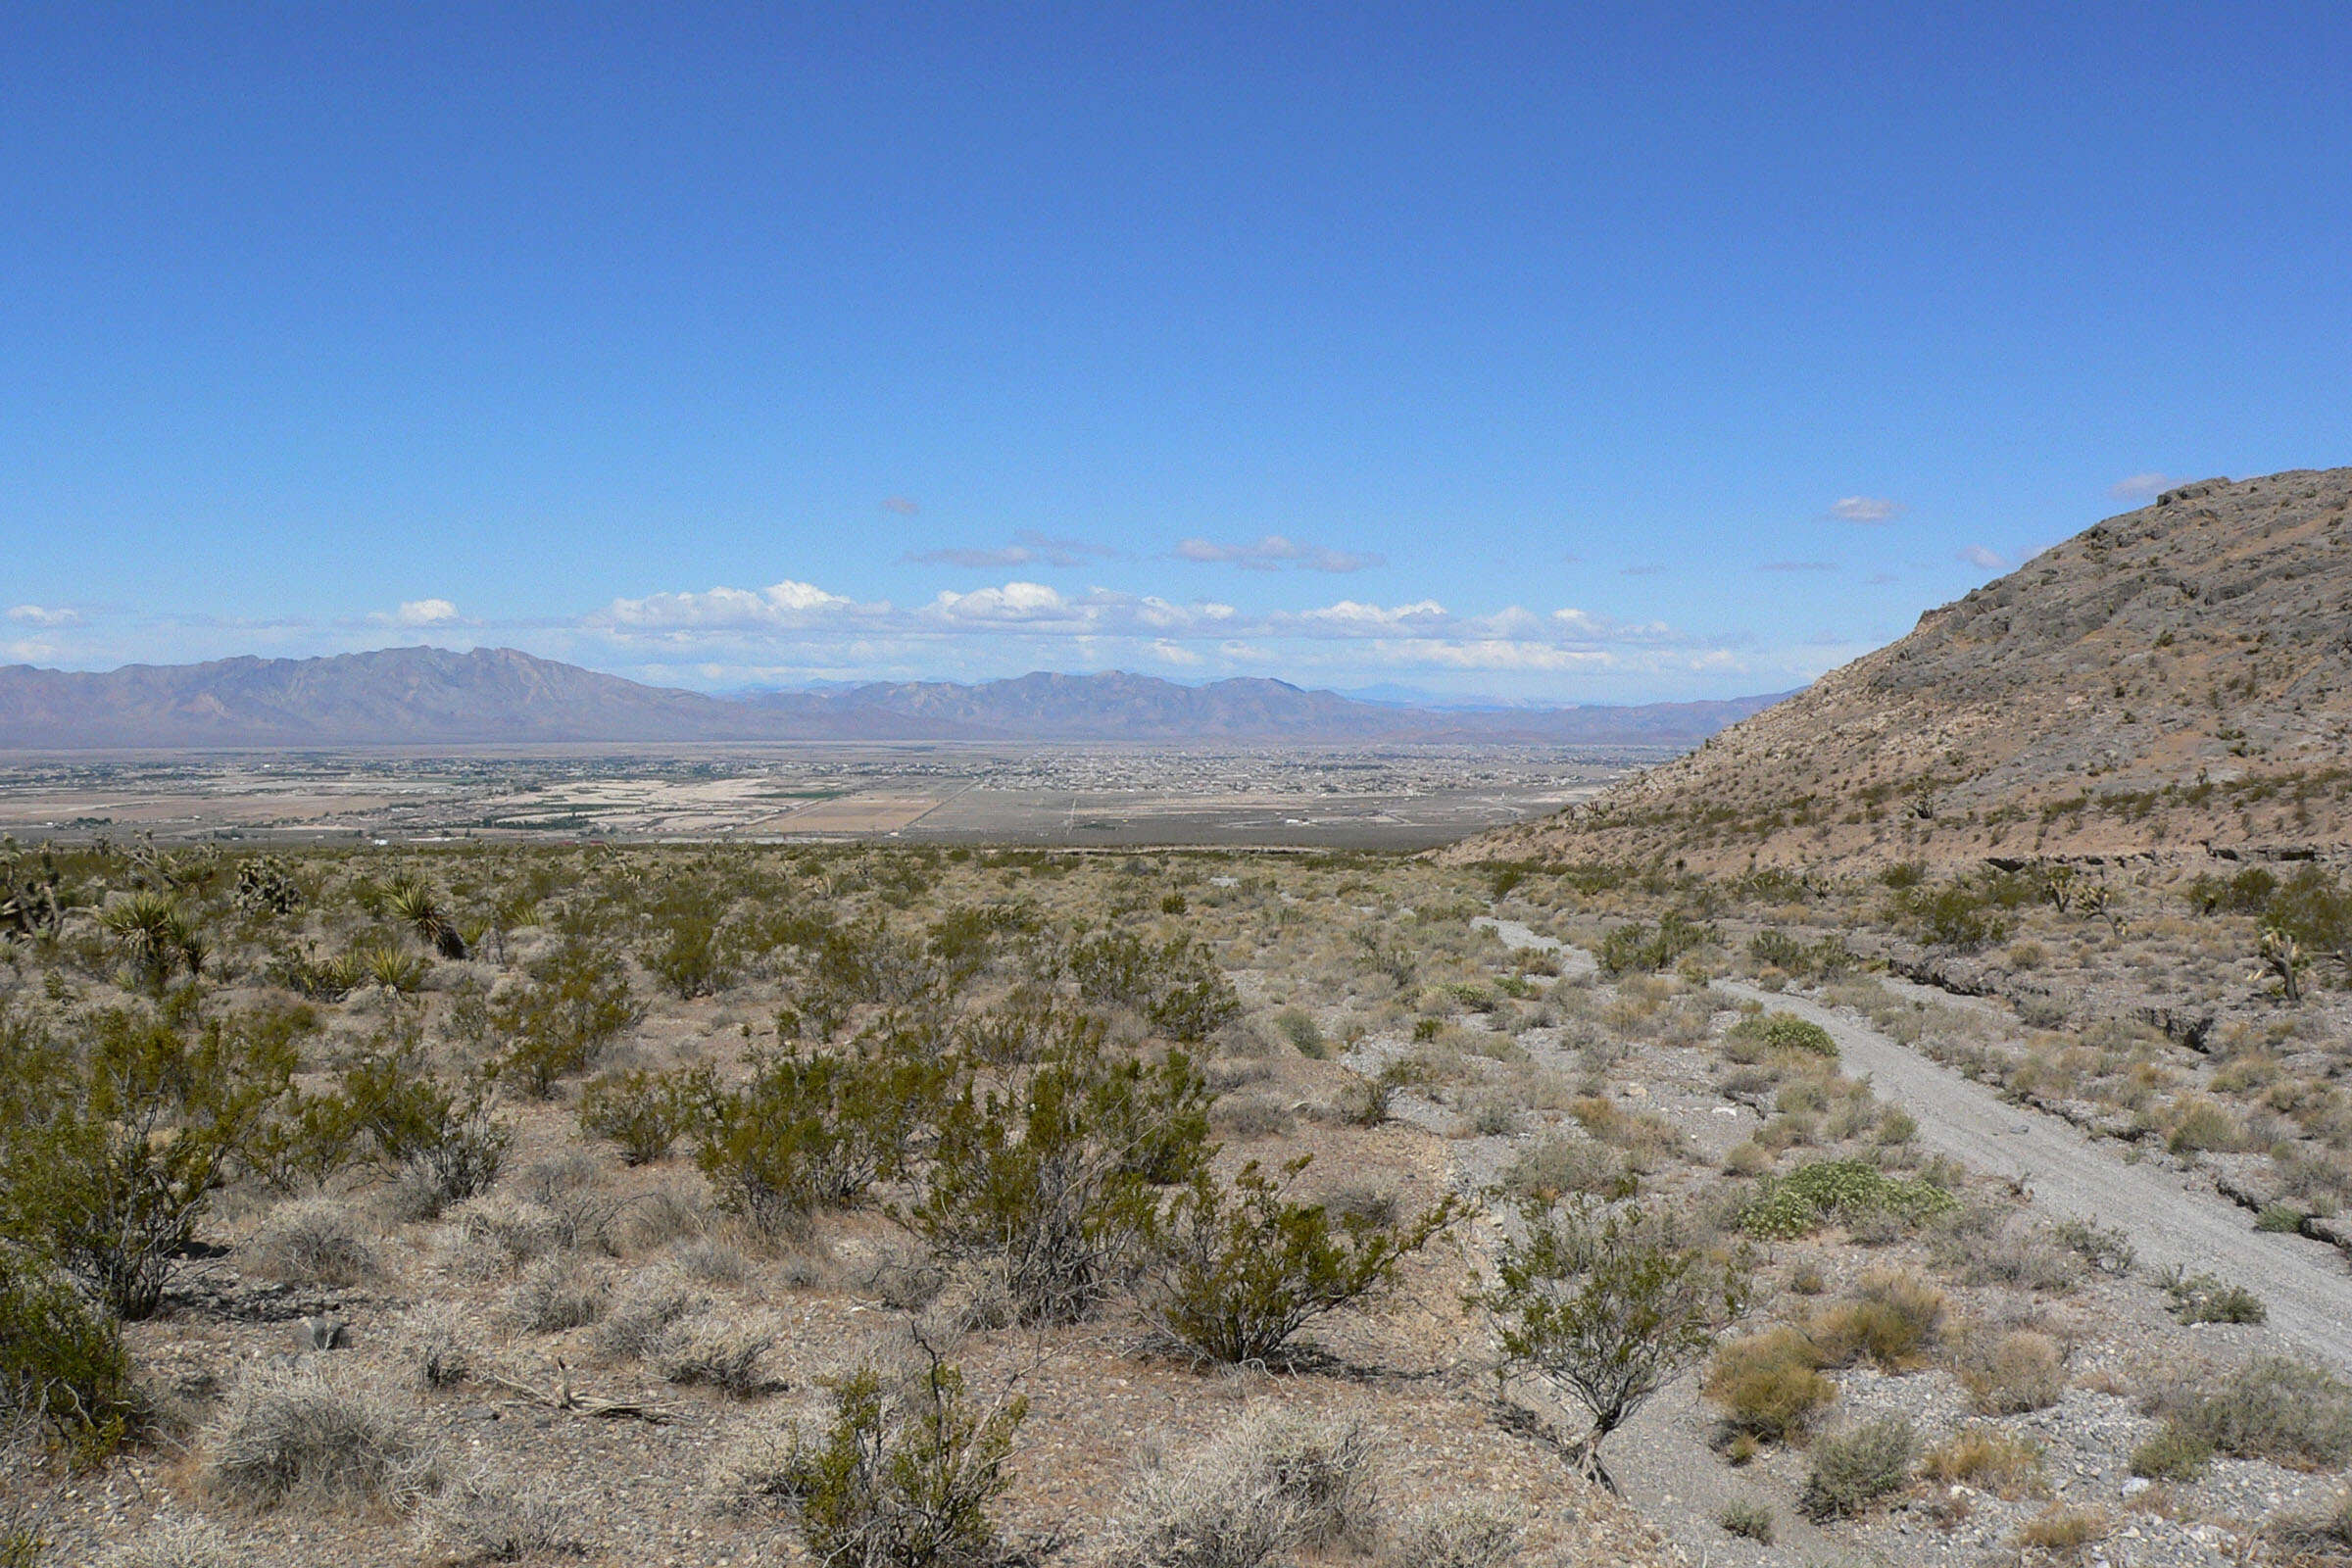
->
[0,647,1788,749]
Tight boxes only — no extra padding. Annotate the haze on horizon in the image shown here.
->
[6,5,2349,704]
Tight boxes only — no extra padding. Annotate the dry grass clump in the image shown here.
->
[2015,1503,2108,1557]
[241,1198,377,1287]
[2145,1355,2352,1470]
[593,1269,709,1362]
[1102,1405,1380,1568]
[442,1195,564,1277]
[1380,1499,1522,1568]
[99,1516,240,1568]
[1799,1415,1916,1521]
[1959,1328,2067,1415]
[1497,1133,1628,1202]
[1928,1205,2082,1294]
[2265,1490,2352,1563]
[421,1473,592,1561]
[390,1301,473,1391]
[1704,1326,1836,1444]
[202,1363,444,1512]
[1808,1272,1948,1371]
[503,1256,608,1333]
[1211,1093,1297,1141]
[1921,1426,2047,1498]
[673,1235,758,1287]
[650,1308,789,1396]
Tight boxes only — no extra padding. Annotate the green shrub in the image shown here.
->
[1800,1416,1916,1521]
[1476,1198,1750,1482]
[1067,931,1242,1042]
[911,1031,1208,1324]
[1151,1155,1453,1364]
[490,939,641,1096]
[1739,1158,1957,1240]
[776,1357,1026,1568]
[0,1248,140,1453]
[578,1065,716,1165]
[1,1007,293,1318]
[1597,912,1713,976]
[700,1039,950,1236]
[2129,1422,2212,1481]
[2165,1271,2266,1324]
[2162,1355,2352,1468]
[644,912,742,999]
[1717,1499,1774,1544]
[249,1045,511,1216]
[1727,1011,1838,1059]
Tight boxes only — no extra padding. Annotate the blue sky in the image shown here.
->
[5,3,2349,702]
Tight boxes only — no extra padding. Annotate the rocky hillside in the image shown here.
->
[1451,468,2352,871]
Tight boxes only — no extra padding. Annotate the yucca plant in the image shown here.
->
[98,891,199,992]
[384,876,467,958]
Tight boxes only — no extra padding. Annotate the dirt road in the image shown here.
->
[1469,916,2352,1565]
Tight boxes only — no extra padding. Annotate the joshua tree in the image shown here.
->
[2252,927,2308,1004]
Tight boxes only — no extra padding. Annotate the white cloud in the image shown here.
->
[6,604,81,627]
[382,598,462,627]
[2110,471,2176,501]
[1151,639,1203,666]
[1955,545,2008,570]
[1831,496,1905,523]
[1173,534,1385,572]
[1759,561,1837,573]
[600,580,867,632]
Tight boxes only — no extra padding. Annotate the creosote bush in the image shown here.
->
[700,1037,950,1236]
[1151,1154,1454,1364]
[911,1030,1208,1325]
[774,1352,1027,1568]
[0,1246,141,1453]
[578,1064,715,1165]
[1477,1197,1750,1485]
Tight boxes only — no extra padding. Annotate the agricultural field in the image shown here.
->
[1,839,2349,1567]
[0,745,1651,852]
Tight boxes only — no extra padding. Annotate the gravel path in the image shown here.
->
[1713,979,2352,1380]
[1467,914,2352,1566]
